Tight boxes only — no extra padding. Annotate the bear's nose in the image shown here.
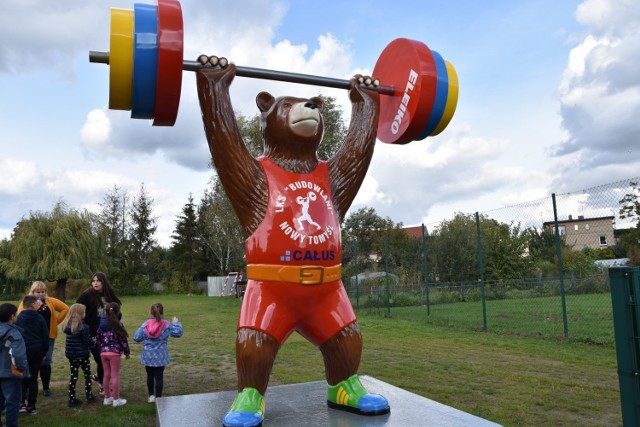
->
[304,102,318,109]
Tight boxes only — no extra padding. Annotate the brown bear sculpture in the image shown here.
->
[197,60,390,427]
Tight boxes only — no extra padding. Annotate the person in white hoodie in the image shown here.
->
[133,303,183,403]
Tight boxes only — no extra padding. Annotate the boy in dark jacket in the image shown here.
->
[0,303,29,427]
[60,304,97,407]
[16,295,49,414]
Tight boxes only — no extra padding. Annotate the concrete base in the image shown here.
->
[156,375,502,427]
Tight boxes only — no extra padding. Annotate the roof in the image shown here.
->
[402,225,426,239]
[542,215,614,226]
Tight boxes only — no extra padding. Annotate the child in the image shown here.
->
[59,303,97,407]
[0,303,29,427]
[17,280,69,397]
[96,303,130,407]
[15,295,48,414]
[134,303,183,403]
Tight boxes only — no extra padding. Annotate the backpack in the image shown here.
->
[0,331,24,378]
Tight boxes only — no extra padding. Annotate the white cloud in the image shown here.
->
[552,0,640,176]
[0,159,41,195]
[80,109,111,151]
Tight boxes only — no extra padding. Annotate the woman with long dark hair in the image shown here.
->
[75,272,121,393]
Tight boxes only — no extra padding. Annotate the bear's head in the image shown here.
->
[256,91,324,172]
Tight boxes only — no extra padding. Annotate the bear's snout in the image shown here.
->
[288,101,321,138]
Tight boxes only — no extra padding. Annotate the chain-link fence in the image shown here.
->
[342,177,640,346]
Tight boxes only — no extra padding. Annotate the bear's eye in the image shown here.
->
[283,103,291,109]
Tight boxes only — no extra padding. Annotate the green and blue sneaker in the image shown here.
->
[327,374,390,416]
[223,387,265,427]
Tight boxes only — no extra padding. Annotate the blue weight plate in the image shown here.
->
[415,49,448,140]
[131,3,158,120]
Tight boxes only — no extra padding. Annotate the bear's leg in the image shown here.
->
[236,327,279,395]
[320,322,390,416]
[319,321,362,385]
[223,327,279,427]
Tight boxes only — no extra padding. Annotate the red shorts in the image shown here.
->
[237,279,356,346]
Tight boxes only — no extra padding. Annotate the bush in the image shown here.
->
[390,292,422,307]
[116,275,155,296]
[163,271,198,294]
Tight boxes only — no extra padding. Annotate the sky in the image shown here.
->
[1,0,639,248]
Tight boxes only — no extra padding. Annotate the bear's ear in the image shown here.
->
[256,92,275,113]
[310,96,324,112]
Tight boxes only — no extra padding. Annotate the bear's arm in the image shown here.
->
[328,78,380,221]
[197,66,268,236]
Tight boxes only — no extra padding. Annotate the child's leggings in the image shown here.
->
[101,353,122,399]
[145,366,165,397]
[68,357,94,401]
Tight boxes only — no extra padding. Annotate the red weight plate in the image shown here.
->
[153,0,184,126]
[373,38,437,144]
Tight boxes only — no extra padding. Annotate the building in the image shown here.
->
[402,225,427,239]
[542,215,615,250]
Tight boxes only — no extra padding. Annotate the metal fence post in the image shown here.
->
[551,193,569,338]
[609,266,640,426]
[384,229,391,317]
[475,212,488,331]
[422,224,431,316]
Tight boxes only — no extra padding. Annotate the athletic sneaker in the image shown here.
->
[26,406,37,415]
[223,388,265,427]
[148,395,156,403]
[113,398,127,407]
[19,405,27,414]
[327,374,390,416]
[104,397,114,406]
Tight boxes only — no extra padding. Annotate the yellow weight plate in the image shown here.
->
[432,60,458,136]
[109,8,134,110]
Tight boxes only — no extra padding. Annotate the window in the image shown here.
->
[599,235,607,246]
[585,224,590,230]
[553,225,566,236]
[574,224,579,231]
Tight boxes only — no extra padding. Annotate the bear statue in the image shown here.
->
[196,56,390,427]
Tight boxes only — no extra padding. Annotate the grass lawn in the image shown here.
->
[15,295,621,427]
[389,292,616,345]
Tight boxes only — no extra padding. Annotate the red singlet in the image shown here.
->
[238,157,356,345]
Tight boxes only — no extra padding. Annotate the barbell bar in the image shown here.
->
[90,50,396,96]
[90,0,458,144]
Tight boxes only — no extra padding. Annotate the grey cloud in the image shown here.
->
[552,1,640,179]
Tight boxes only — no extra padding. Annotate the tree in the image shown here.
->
[315,94,348,160]
[481,219,535,280]
[618,181,640,264]
[428,212,478,282]
[171,193,201,278]
[619,181,640,226]
[0,201,106,299]
[129,183,157,274]
[342,207,393,270]
[97,185,128,266]
[198,178,245,275]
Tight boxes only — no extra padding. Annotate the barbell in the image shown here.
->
[90,0,458,144]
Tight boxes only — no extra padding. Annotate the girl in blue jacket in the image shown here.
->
[133,303,183,403]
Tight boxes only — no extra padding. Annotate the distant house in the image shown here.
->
[542,215,615,250]
[402,225,426,239]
